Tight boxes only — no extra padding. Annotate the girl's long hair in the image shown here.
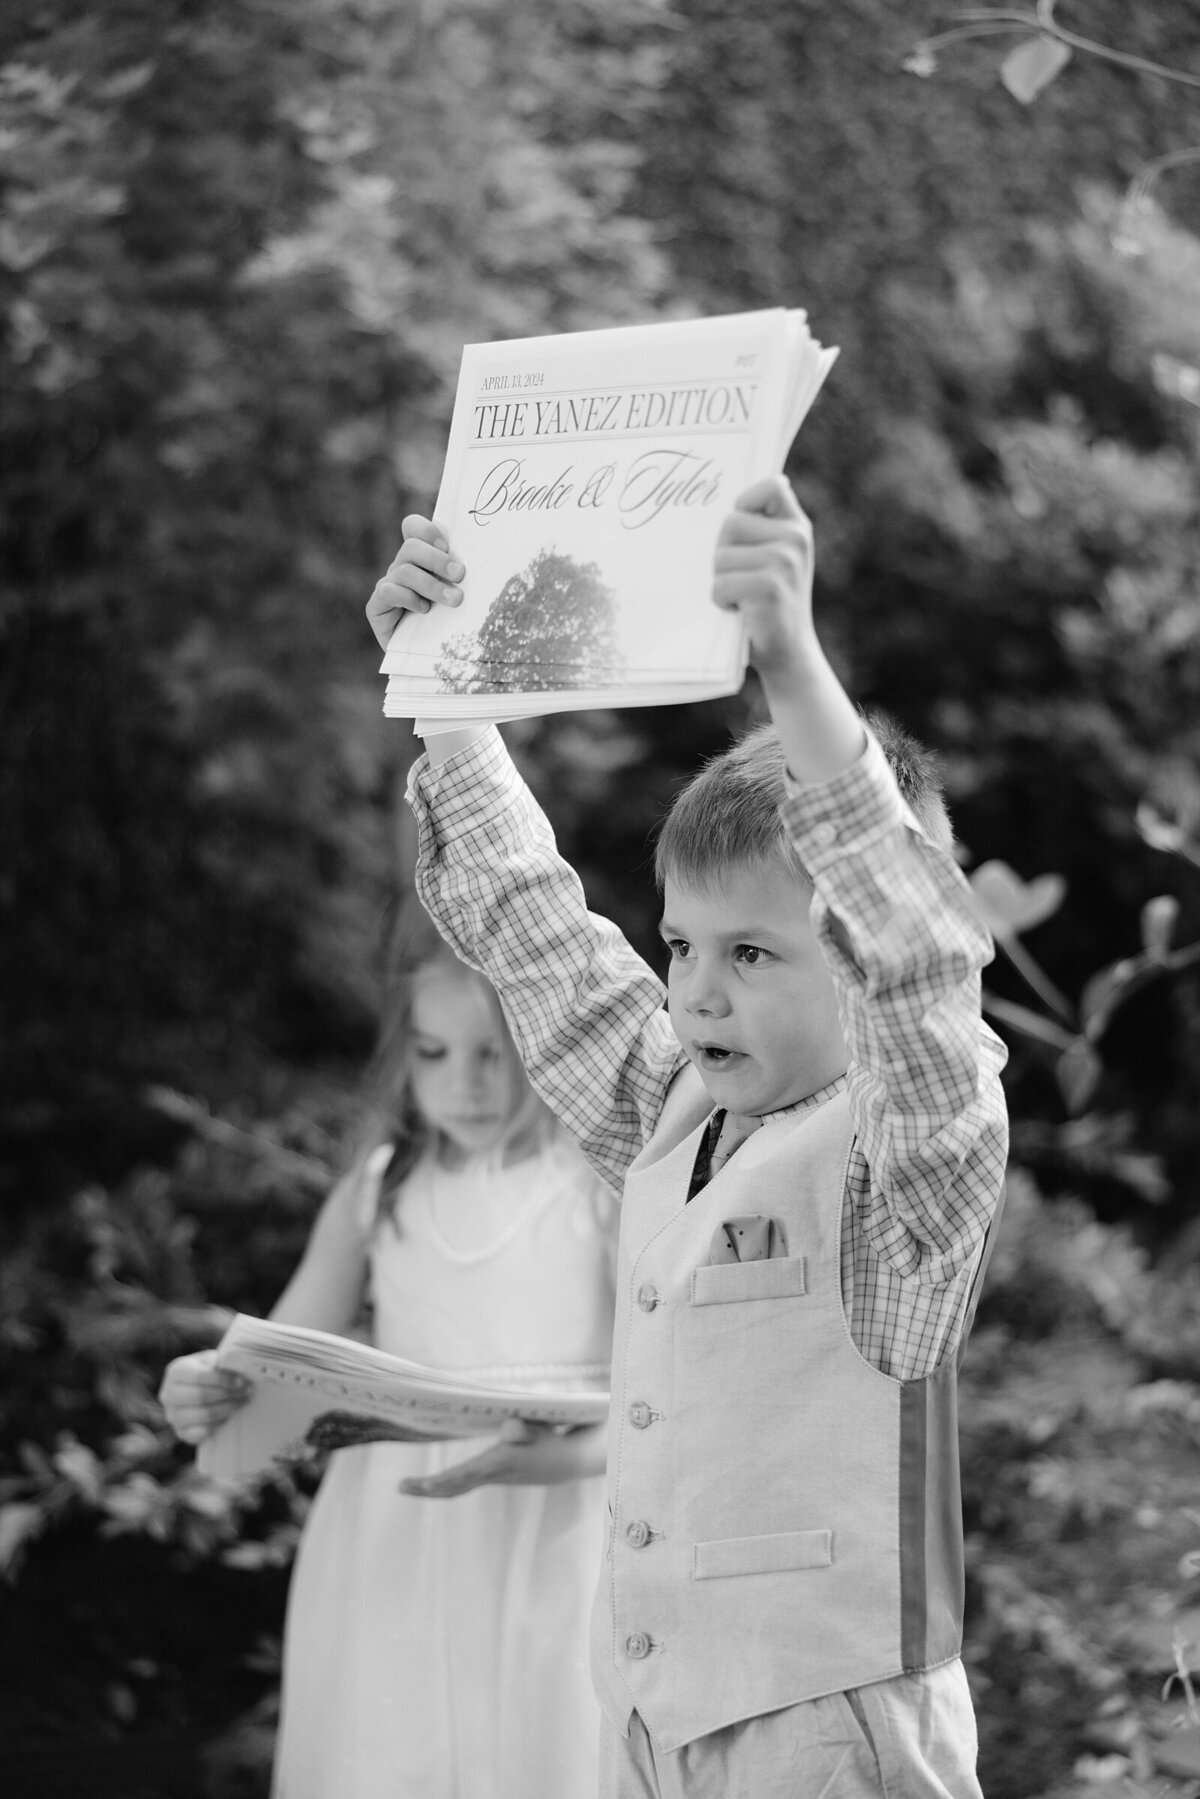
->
[352,893,554,1230]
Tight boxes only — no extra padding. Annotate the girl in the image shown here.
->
[158,900,617,1799]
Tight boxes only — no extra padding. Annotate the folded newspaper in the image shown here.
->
[380,308,837,728]
[196,1314,610,1481]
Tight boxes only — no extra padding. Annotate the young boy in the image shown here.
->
[367,476,1008,1797]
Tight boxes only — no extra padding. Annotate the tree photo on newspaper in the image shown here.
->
[380,308,838,727]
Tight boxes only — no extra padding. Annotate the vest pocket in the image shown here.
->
[693,1527,833,1580]
[690,1254,807,1306]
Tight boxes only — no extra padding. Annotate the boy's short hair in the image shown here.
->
[653,709,953,891]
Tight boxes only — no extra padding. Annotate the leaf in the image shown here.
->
[106,1681,137,1724]
[903,47,938,79]
[0,1502,45,1580]
[1140,894,1179,960]
[1079,955,1162,1042]
[968,861,1067,940]
[1108,1151,1170,1206]
[1136,801,1187,854]
[52,1437,103,1501]
[981,991,1077,1051]
[1000,35,1072,105]
[1151,353,1200,408]
[1079,958,1134,1035]
[1057,1037,1102,1114]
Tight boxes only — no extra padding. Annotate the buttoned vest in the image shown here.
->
[590,1067,970,1752]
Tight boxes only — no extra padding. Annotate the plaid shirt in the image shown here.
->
[410,728,1008,1382]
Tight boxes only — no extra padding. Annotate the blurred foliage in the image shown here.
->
[0,0,674,1192]
[628,0,1200,490]
[4,0,1200,1791]
[845,200,1200,1234]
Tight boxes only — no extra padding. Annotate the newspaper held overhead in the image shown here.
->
[380,308,838,728]
[196,1314,610,1481]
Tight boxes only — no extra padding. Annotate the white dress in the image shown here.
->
[271,1134,617,1799]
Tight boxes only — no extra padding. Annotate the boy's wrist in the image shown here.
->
[778,728,902,863]
[753,634,825,710]
[419,721,493,766]
[758,645,866,788]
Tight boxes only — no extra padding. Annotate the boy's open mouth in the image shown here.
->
[694,1043,744,1070]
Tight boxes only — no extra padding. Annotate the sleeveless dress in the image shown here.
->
[271,1133,616,1799]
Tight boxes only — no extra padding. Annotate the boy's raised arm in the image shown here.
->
[722,478,1008,1281]
[409,731,682,1192]
[711,476,865,787]
[369,516,685,1191]
[782,739,1008,1282]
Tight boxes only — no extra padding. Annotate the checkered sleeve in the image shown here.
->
[780,732,1009,1298]
[408,728,685,1192]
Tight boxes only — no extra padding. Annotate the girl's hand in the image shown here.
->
[366,516,466,651]
[157,1349,252,1446]
[397,1418,606,1500]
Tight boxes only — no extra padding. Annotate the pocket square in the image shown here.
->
[709,1215,788,1264]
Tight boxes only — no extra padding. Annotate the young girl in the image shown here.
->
[158,901,617,1799]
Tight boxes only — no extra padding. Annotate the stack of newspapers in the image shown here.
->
[380,308,837,728]
[197,1314,610,1481]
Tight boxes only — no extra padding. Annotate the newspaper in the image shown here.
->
[380,308,837,727]
[196,1314,610,1481]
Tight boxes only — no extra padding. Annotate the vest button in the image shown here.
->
[628,1401,652,1429]
[625,1518,651,1548]
[625,1631,652,1659]
[636,1283,659,1312]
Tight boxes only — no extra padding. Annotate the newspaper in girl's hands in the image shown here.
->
[197,1314,609,1480]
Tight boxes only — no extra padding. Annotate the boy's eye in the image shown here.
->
[734,944,770,966]
[413,1044,446,1062]
[664,938,692,960]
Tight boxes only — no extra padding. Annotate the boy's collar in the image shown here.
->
[752,1072,848,1125]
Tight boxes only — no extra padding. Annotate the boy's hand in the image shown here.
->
[396,1418,606,1499]
[157,1349,252,1446]
[713,476,817,679]
[366,516,465,651]
[716,475,865,784]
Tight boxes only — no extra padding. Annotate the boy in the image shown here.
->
[367,476,1008,1796]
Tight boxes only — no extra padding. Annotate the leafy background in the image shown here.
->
[3,1,1200,1792]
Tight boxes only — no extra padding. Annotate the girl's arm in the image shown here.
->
[268,1154,380,1334]
[397,1416,609,1499]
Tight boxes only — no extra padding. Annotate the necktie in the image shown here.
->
[687,1109,764,1200]
[708,1109,761,1175]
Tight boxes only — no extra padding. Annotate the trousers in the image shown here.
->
[598,1660,983,1799]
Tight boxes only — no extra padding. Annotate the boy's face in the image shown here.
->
[660,857,847,1117]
